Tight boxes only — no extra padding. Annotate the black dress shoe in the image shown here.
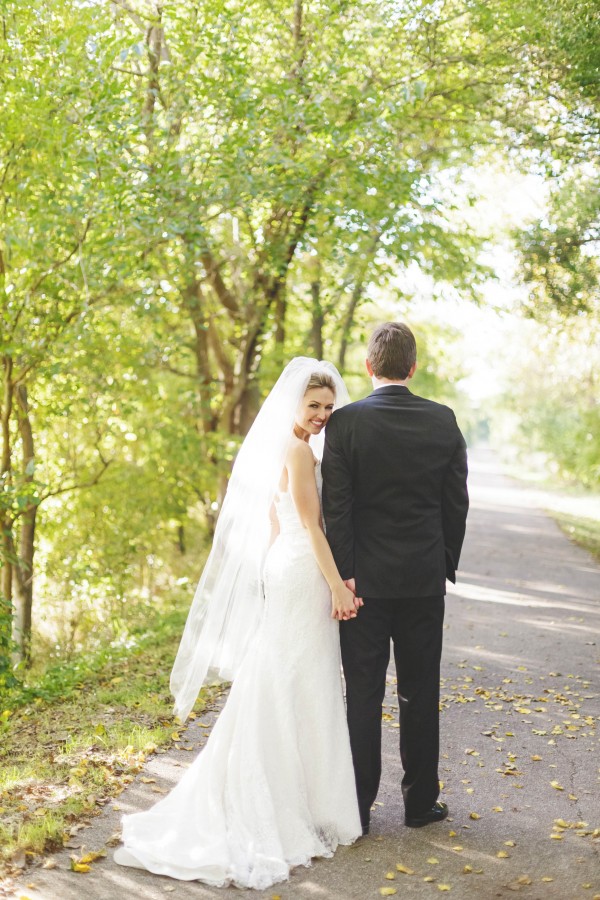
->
[361,823,370,836]
[405,801,449,828]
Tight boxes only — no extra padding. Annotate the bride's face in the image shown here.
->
[294,387,335,440]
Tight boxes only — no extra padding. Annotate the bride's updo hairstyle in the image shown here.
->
[306,371,336,394]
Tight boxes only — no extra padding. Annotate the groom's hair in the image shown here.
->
[368,322,417,379]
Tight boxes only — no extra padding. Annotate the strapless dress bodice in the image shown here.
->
[274,461,323,537]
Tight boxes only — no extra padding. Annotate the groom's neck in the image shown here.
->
[371,376,410,389]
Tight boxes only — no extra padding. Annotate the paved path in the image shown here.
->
[14,449,600,900]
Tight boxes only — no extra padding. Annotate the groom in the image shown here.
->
[322,322,469,834]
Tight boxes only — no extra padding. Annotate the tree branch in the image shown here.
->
[200,250,241,317]
[39,451,113,503]
[26,219,92,299]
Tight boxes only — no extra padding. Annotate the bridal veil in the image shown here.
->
[170,357,350,721]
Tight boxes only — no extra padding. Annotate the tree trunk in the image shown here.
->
[181,272,218,433]
[177,523,185,555]
[310,275,324,359]
[12,382,36,664]
[0,356,14,668]
[142,16,163,139]
[232,322,263,434]
[273,292,287,358]
[12,506,36,665]
[337,234,381,371]
[338,275,365,372]
[0,537,13,673]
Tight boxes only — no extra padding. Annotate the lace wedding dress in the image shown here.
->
[115,462,361,889]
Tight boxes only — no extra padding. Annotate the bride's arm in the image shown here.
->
[268,501,280,548]
[287,442,358,621]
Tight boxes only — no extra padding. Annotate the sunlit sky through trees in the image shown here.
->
[378,162,551,404]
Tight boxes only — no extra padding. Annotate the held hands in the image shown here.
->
[331,579,364,621]
[344,578,364,611]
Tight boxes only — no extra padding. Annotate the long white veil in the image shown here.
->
[170,357,351,721]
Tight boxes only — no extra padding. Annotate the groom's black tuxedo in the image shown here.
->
[322,385,468,597]
[322,384,468,824]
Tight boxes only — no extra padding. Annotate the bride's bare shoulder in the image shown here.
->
[286,438,314,467]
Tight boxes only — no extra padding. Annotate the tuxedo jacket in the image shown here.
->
[322,385,469,599]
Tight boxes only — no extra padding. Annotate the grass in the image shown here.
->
[549,511,600,562]
[0,601,220,877]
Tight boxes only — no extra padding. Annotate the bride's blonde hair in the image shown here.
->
[306,372,336,394]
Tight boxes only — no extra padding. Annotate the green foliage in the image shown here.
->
[497,315,600,488]
[497,0,600,318]
[1,0,597,678]
[550,512,600,563]
[0,602,188,711]
[0,601,222,865]
[517,172,600,317]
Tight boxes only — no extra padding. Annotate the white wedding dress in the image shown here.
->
[115,463,361,889]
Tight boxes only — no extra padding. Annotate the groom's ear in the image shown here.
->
[365,358,374,377]
[408,362,417,379]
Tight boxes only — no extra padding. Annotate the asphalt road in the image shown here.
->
[13,448,600,900]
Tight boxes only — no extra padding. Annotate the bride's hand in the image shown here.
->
[331,583,359,621]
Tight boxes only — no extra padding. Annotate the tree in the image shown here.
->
[500,0,600,316]
[3,0,567,671]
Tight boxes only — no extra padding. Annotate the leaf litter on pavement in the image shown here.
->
[376,657,599,893]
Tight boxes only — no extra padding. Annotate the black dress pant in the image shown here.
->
[340,596,445,824]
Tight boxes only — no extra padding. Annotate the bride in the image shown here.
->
[114,358,363,889]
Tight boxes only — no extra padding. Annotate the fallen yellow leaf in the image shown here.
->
[396,864,415,875]
[33,808,47,817]
[379,889,397,897]
[385,872,396,880]
[550,780,564,791]
[427,857,439,865]
[463,865,473,874]
[171,733,181,742]
[497,851,509,858]
[469,812,481,820]
[492,806,503,812]
[424,876,435,883]
[504,840,516,847]
[70,862,91,873]
[541,876,554,882]
[79,850,106,865]
[438,886,451,892]
[140,777,156,784]
[517,876,533,885]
